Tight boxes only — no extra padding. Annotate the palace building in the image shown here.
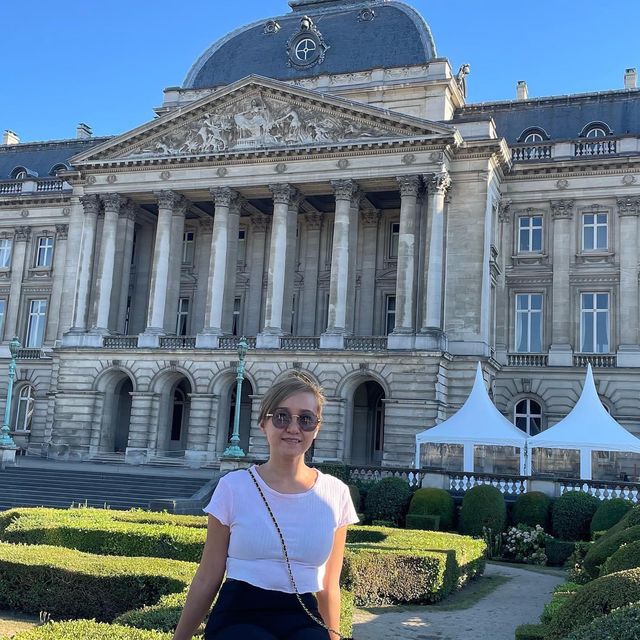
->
[0,0,639,471]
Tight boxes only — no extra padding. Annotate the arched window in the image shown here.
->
[586,128,606,138]
[14,385,34,432]
[49,164,68,176]
[10,167,28,180]
[518,127,549,143]
[524,133,543,143]
[580,122,612,138]
[514,398,542,436]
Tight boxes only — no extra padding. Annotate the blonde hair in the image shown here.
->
[258,373,325,427]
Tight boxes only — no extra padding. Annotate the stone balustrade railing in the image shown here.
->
[103,336,139,349]
[507,353,549,367]
[159,336,196,350]
[573,353,617,368]
[448,471,529,496]
[510,135,634,163]
[559,477,640,503]
[218,336,257,349]
[280,336,321,350]
[0,181,23,195]
[574,139,617,157]
[344,336,388,351]
[0,178,68,196]
[349,465,425,488]
[16,348,46,360]
[511,144,553,161]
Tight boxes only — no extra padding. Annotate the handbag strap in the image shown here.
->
[248,467,343,639]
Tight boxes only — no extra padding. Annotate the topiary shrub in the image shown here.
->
[545,567,640,639]
[408,488,455,530]
[600,539,640,576]
[406,514,440,531]
[514,624,547,640]
[600,503,640,539]
[545,539,577,567]
[348,485,361,512]
[511,492,552,529]
[562,602,640,640]
[590,498,633,537]
[583,525,640,578]
[364,477,412,526]
[458,485,506,537]
[551,491,600,541]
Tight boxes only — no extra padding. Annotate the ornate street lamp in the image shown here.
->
[223,336,248,458]
[0,337,21,448]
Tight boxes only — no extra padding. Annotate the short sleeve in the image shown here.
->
[203,475,234,526]
[338,483,360,528]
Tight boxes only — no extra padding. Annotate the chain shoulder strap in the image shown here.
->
[247,468,344,639]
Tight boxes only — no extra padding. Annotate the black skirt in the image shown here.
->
[204,578,328,640]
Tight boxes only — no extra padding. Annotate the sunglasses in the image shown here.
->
[266,409,320,432]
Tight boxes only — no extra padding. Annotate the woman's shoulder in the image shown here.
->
[315,469,351,494]
[217,468,252,489]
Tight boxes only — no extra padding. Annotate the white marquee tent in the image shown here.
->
[415,363,528,474]
[527,365,640,480]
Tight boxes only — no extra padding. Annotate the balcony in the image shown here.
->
[16,348,49,360]
[0,178,69,197]
[511,135,636,163]
[574,139,617,157]
[218,336,257,349]
[103,336,139,349]
[280,337,320,350]
[507,353,548,367]
[511,144,553,161]
[574,353,617,368]
[344,336,388,351]
[159,336,196,350]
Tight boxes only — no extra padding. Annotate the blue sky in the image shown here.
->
[2,0,638,143]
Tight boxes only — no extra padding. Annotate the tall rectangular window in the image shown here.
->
[36,237,54,267]
[385,295,396,335]
[232,297,241,336]
[26,299,47,347]
[182,231,195,265]
[0,299,5,336]
[176,298,189,336]
[388,222,400,259]
[581,293,609,353]
[518,216,543,252]
[582,212,608,251]
[0,239,12,268]
[515,294,543,352]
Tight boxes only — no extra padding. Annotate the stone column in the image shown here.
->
[299,213,323,335]
[321,179,358,349]
[358,209,380,336]
[164,197,188,334]
[4,226,30,341]
[282,194,302,335]
[417,172,450,350]
[92,193,121,333]
[140,190,180,346]
[185,393,215,467]
[197,187,237,348]
[58,198,83,336]
[388,175,421,349]
[125,391,156,461]
[493,199,512,364]
[617,197,640,366]
[45,224,69,342]
[345,190,362,335]
[246,214,268,336]
[113,201,137,334]
[65,194,100,339]
[258,184,295,348]
[222,197,242,335]
[549,199,575,366]
[192,218,213,335]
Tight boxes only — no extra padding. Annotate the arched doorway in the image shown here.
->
[113,378,133,453]
[224,379,253,455]
[167,378,191,455]
[351,381,385,466]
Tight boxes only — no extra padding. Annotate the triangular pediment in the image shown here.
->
[72,76,457,165]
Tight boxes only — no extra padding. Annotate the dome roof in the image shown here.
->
[183,1,437,90]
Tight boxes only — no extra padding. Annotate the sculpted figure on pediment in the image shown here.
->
[124,95,397,158]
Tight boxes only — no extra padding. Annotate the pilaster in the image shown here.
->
[357,209,380,336]
[164,196,188,334]
[4,226,30,341]
[45,224,69,342]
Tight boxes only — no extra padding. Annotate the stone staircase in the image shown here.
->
[0,466,211,512]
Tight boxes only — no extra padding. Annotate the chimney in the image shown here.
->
[76,123,92,139]
[624,68,638,90]
[516,80,529,101]
[2,130,20,145]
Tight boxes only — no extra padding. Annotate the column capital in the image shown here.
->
[210,187,238,209]
[119,199,137,222]
[250,213,269,232]
[360,209,380,227]
[288,190,304,212]
[425,171,451,195]
[55,224,69,240]
[331,179,358,202]
[269,183,296,205]
[497,198,513,223]
[172,195,189,217]
[304,212,323,231]
[550,199,575,219]
[100,193,121,214]
[617,196,640,217]
[154,189,182,210]
[80,194,101,216]
[397,174,423,197]
[14,226,31,242]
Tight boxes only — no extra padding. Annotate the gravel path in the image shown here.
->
[352,562,565,640]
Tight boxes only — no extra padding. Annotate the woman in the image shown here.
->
[172,373,359,640]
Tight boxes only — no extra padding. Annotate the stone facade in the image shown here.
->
[0,0,639,469]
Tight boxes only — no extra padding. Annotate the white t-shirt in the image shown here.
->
[203,465,359,594]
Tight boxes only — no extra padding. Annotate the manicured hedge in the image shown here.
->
[545,539,576,567]
[551,491,600,541]
[458,485,506,537]
[562,603,640,640]
[0,620,173,639]
[514,624,547,640]
[590,498,633,536]
[408,488,455,530]
[511,492,552,529]
[0,542,195,622]
[600,540,640,576]
[345,525,485,605]
[0,513,206,562]
[545,567,640,639]
[364,477,413,525]
[406,514,440,531]
[583,525,640,578]
[605,503,640,538]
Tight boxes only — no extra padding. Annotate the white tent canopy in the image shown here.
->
[415,363,527,473]
[528,364,640,479]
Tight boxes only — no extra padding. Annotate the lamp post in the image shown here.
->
[223,336,248,458]
[0,336,20,449]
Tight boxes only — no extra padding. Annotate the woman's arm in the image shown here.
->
[172,515,230,640]
[316,525,348,640]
